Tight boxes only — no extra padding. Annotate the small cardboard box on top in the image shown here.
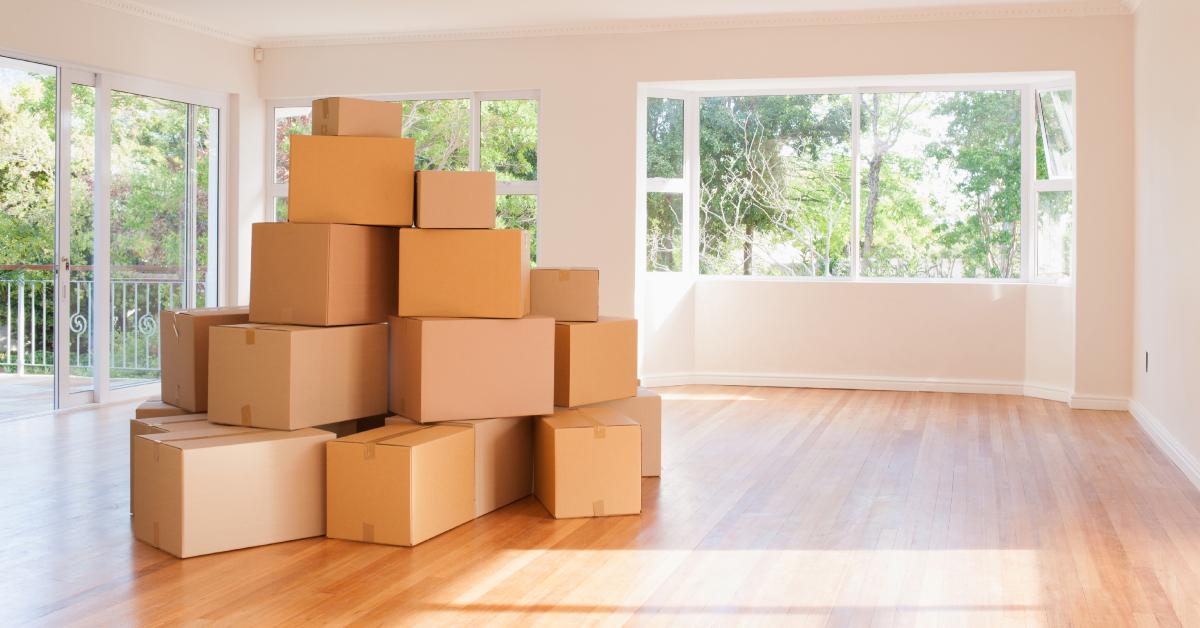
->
[311,97,403,137]
[530,268,599,322]
[414,171,496,228]
[207,323,388,430]
[581,387,662,477]
[553,318,638,407]
[160,307,250,412]
[397,229,530,318]
[132,426,333,558]
[250,222,398,326]
[288,135,415,226]
[388,315,553,422]
[534,407,641,519]
[447,417,534,517]
[326,422,475,547]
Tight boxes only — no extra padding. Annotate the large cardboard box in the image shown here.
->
[554,318,638,407]
[134,399,189,421]
[132,426,333,558]
[581,388,662,477]
[326,423,474,547]
[397,229,530,318]
[389,315,553,422]
[207,323,388,430]
[160,307,250,412]
[534,407,641,519]
[249,222,398,326]
[312,97,403,137]
[289,135,415,226]
[530,268,600,322]
[128,412,216,515]
[414,171,496,228]
[448,417,534,517]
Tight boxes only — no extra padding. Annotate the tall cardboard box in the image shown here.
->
[207,323,388,430]
[134,399,189,420]
[389,316,553,422]
[448,417,534,517]
[326,423,474,546]
[582,388,662,477]
[289,135,415,226]
[250,222,398,326]
[160,307,250,412]
[534,407,641,519]
[312,97,403,137]
[397,229,530,318]
[132,426,333,558]
[554,318,638,407]
[414,171,496,228]
[530,268,600,322]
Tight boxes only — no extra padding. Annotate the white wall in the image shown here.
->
[0,0,264,306]
[261,13,1131,403]
[1131,0,1200,482]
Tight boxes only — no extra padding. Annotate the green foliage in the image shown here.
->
[495,195,538,264]
[403,99,469,170]
[481,100,538,181]
[646,98,683,179]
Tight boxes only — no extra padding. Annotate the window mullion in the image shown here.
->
[684,94,700,276]
[469,93,481,171]
[851,90,862,280]
[1021,86,1035,281]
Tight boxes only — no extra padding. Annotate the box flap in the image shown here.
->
[542,407,638,430]
[335,422,426,445]
[380,424,472,448]
[143,427,332,450]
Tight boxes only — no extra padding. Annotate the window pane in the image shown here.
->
[647,98,684,179]
[1037,191,1072,280]
[1037,89,1074,180]
[699,94,852,276]
[274,106,311,184]
[195,106,218,307]
[274,196,288,222]
[70,83,96,393]
[481,100,538,181]
[401,99,469,170]
[859,91,1021,279]
[647,192,683,272]
[496,194,537,264]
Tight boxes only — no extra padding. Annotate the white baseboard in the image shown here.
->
[1129,400,1200,491]
[1068,394,1130,411]
[642,371,1074,401]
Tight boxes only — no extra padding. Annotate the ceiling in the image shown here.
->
[86,0,1122,46]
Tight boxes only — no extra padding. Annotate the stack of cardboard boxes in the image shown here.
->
[129,97,662,558]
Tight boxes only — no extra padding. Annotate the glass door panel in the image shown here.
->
[67,82,96,394]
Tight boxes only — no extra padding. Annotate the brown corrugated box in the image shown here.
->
[448,417,534,517]
[132,426,332,558]
[326,422,474,546]
[311,97,403,137]
[530,268,599,322]
[397,229,530,318]
[134,399,190,420]
[581,388,661,477]
[250,222,398,326]
[207,323,388,430]
[128,411,213,515]
[288,135,415,226]
[534,407,641,519]
[388,315,553,422]
[554,318,638,407]
[159,307,250,412]
[414,171,496,228]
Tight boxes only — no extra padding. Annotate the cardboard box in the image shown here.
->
[132,426,333,558]
[289,135,415,226]
[581,388,662,477]
[160,307,250,412]
[530,268,600,322]
[554,318,638,407]
[207,323,388,430]
[448,417,533,517]
[312,97,403,137]
[326,423,475,546]
[414,171,496,228]
[134,399,190,421]
[249,222,398,326]
[389,315,553,422]
[129,411,215,515]
[397,229,530,318]
[534,407,641,519]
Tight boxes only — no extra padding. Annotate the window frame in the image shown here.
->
[265,89,541,231]
[640,77,1075,284]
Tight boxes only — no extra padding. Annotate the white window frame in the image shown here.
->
[640,75,1076,285]
[1030,81,1077,285]
[266,90,541,233]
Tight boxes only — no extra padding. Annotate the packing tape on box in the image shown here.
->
[240,405,252,426]
[244,329,256,345]
[557,269,571,281]
[360,428,423,460]
[592,500,605,516]
[362,522,374,543]
[575,410,607,439]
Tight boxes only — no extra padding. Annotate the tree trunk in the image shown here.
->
[742,222,754,275]
[862,156,884,262]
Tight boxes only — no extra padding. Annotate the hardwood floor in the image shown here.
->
[2,386,1200,626]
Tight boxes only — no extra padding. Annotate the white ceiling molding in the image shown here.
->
[82,0,258,47]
